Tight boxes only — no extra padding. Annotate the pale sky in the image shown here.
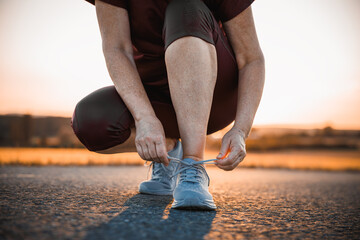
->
[0,0,359,129]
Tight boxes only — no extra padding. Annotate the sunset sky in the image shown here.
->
[0,0,359,129]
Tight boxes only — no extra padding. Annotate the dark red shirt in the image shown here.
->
[85,0,253,83]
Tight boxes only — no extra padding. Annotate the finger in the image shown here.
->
[147,141,159,162]
[142,144,152,161]
[135,142,145,160]
[155,141,169,166]
[217,164,235,171]
[238,152,246,163]
[230,158,242,169]
[217,147,240,166]
[217,138,230,159]
[230,152,247,168]
[153,142,163,163]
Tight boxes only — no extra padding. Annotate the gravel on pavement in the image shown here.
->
[0,166,359,239]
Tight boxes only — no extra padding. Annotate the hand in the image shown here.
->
[216,127,247,171]
[135,116,169,166]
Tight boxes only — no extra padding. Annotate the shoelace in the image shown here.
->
[145,161,167,181]
[167,156,217,183]
[152,161,167,180]
[144,156,217,181]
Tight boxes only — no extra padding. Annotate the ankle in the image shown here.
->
[183,155,203,162]
[166,138,178,152]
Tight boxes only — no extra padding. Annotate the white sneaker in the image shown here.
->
[171,158,216,210]
[138,141,182,195]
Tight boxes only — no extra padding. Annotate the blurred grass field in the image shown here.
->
[1,148,360,171]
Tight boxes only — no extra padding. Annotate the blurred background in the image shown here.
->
[0,0,359,170]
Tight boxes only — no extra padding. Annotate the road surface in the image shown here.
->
[1,166,359,239]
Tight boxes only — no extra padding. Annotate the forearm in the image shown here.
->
[103,48,156,123]
[233,57,265,138]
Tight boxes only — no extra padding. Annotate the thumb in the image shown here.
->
[217,139,230,159]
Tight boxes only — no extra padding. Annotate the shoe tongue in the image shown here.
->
[182,158,197,165]
[180,158,200,183]
[168,140,180,155]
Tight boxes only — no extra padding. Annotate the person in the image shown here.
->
[72,0,265,210]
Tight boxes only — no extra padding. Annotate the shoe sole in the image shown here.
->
[171,198,216,210]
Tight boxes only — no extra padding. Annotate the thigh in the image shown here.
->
[72,85,181,152]
[71,86,134,151]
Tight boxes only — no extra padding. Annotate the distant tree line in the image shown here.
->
[207,126,360,151]
[1,114,359,150]
[0,114,82,148]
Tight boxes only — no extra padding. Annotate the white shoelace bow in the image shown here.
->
[145,156,218,181]
[167,156,217,166]
[167,156,217,182]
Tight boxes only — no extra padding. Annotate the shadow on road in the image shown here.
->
[85,193,216,239]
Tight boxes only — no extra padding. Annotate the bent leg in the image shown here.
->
[71,86,135,152]
[165,37,217,161]
[163,0,238,161]
[71,86,177,153]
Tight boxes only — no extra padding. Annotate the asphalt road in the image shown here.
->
[0,166,359,239]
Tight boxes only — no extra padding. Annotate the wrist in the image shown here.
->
[134,113,158,125]
[231,125,248,139]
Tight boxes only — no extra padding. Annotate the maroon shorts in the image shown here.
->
[71,0,239,151]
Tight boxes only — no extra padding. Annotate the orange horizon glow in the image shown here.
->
[0,110,358,131]
[0,0,360,130]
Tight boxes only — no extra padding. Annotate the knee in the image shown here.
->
[163,0,215,49]
[71,89,133,152]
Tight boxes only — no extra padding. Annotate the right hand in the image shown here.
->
[135,116,169,166]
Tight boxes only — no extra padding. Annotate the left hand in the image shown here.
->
[216,127,247,171]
